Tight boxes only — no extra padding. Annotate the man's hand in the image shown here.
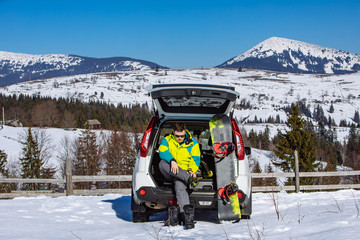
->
[170,160,179,174]
[187,170,196,178]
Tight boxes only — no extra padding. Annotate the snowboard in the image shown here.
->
[209,113,241,221]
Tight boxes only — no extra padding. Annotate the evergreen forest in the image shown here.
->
[0,94,152,131]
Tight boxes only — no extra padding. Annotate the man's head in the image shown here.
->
[173,122,186,144]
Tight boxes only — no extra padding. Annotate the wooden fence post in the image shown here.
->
[66,156,73,196]
[295,150,300,193]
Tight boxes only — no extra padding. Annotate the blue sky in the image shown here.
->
[1,0,359,69]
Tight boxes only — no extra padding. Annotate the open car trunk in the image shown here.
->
[149,84,239,118]
[150,120,218,192]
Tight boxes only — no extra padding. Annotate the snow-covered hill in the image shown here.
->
[218,37,360,74]
[1,68,359,128]
[1,190,359,239]
[1,67,359,174]
[0,51,167,86]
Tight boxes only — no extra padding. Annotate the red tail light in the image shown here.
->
[231,118,245,161]
[139,189,146,196]
[169,200,177,205]
[140,116,156,158]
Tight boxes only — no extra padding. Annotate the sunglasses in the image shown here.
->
[175,134,186,138]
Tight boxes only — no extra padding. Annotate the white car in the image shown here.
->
[131,84,252,222]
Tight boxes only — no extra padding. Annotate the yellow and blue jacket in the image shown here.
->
[159,130,201,173]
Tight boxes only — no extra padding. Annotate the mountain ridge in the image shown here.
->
[0,51,167,86]
[218,37,360,74]
[2,37,360,86]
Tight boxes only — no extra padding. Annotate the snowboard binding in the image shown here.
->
[213,142,235,159]
[218,183,239,204]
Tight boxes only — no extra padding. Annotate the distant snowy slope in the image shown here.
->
[0,51,167,86]
[218,37,360,74]
[1,68,359,128]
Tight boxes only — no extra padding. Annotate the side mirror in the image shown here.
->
[245,147,251,155]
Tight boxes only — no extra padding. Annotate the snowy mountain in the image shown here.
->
[0,51,167,86]
[218,37,360,74]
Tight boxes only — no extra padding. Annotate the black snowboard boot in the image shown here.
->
[188,176,199,189]
[165,205,179,226]
[183,205,195,230]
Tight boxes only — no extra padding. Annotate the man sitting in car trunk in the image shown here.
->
[158,122,201,229]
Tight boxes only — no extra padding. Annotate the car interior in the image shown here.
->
[150,120,218,191]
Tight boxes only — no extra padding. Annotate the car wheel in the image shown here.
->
[132,211,150,223]
[131,189,150,223]
[241,193,252,219]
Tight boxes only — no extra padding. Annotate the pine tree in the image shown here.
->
[103,130,136,188]
[321,147,340,185]
[259,126,271,150]
[274,103,318,185]
[251,161,264,186]
[19,128,43,190]
[264,164,278,186]
[346,125,359,154]
[73,128,102,189]
[0,149,8,177]
[275,114,281,123]
[313,104,327,124]
[339,119,348,127]
[354,110,360,124]
[248,129,258,148]
[103,130,123,188]
[0,149,10,192]
[345,126,360,171]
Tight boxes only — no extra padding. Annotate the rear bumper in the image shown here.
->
[136,187,217,209]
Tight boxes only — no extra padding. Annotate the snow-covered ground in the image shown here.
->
[1,190,359,239]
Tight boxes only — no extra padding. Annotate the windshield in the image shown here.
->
[158,97,230,114]
[162,96,226,108]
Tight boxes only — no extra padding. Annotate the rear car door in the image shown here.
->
[148,84,239,118]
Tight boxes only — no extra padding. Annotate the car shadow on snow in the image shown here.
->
[102,196,167,223]
[102,196,220,224]
[102,196,133,222]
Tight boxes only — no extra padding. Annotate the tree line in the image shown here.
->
[241,100,360,127]
[0,94,152,131]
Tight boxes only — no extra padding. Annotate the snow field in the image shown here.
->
[1,190,359,239]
